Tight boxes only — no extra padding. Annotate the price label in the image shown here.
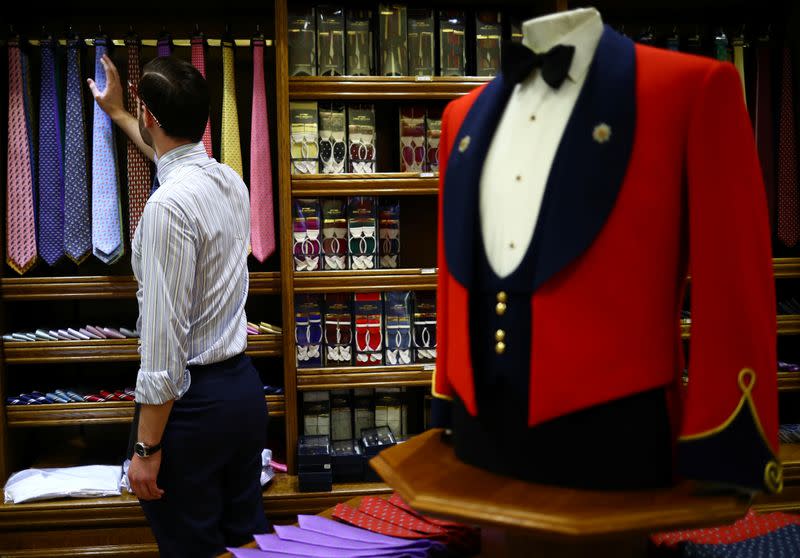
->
[415,75,433,82]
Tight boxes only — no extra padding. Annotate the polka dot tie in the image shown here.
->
[37,39,66,267]
[331,503,428,539]
[125,38,152,242]
[91,39,124,264]
[778,47,800,248]
[64,37,92,265]
[653,510,800,547]
[221,41,243,178]
[6,42,38,275]
[250,39,276,262]
[191,36,213,158]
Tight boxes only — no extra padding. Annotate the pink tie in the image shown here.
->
[6,42,37,275]
[191,36,213,158]
[250,38,276,261]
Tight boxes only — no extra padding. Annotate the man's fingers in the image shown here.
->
[103,54,121,83]
[86,79,101,99]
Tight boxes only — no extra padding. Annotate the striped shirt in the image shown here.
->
[132,142,250,405]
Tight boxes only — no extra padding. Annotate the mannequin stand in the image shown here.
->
[370,429,752,558]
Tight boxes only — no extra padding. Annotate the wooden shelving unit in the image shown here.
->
[297,364,435,390]
[6,395,286,428]
[288,76,490,100]
[293,269,437,294]
[291,173,438,196]
[2,335,282,364]
[680,315,800,339]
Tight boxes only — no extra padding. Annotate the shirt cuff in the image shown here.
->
[135,369,189,405]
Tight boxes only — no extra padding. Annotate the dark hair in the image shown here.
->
[139,57,209,142]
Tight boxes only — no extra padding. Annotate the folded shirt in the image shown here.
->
[4,465,122,504]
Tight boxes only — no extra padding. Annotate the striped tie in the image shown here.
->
[64,36,92,264]
[191,35,213,157]
[91,38,124,264]
[6,40,38,275]
[38,38,65,266]
[221,40,243,177]
[250,38,276,261]
[126,35,152,240]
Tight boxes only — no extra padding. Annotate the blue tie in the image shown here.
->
[38,38,65,266]
[91,39,124,264]
[64,37,92,264]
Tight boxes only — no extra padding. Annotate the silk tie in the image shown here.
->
[250,38,276,261]
[501,41,575,89]
[157,33,173,57]
[755,42,776,231]
[6,41,38,275]
[126,36,151,242]
[733,42,747,105]
[221,41,243,177]
[191,36,213,157]
[777,47,800,248]
[38,38,65,266]
[92,39,124,264]
[357,497,447,537]
[332,503,429,539]
[64,37,92,264]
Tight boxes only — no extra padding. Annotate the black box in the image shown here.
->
[298,470,334,492]
[332,439,365,482]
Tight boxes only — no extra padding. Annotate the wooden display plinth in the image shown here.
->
[370,429,752,558]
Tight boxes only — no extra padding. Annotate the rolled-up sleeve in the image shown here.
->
[134,200,196,405]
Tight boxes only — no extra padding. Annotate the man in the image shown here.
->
[88,54,270,556]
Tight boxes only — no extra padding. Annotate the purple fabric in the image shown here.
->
[254,535,428,557]
[297,516,416,546]
[86,325,107,338]
[81,328,101,339]
[272,526,437,551]
[68,328,90,340]
[102,327,126,339]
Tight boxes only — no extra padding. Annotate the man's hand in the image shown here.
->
[87,54,127,122]
[128,453,165,501]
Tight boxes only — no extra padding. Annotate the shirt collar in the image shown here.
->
[522,7,604,84]
[156,142,209,185]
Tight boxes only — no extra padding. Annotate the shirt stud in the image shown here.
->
[593,123,612,144]
[458,135,471,153]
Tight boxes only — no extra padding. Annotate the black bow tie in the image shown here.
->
[501,41,576,89]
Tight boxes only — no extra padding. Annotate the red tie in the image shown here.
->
[653,511,800,548]
[250,38,276,261]
[777,47,800,247]
[357,496,448,537]
[126,37,152,242]
[191,36,213,158]
[332,503,429,539]
[755,43,776,230]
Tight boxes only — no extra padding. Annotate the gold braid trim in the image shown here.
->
[679,368,782,493]
[430,365,454,401]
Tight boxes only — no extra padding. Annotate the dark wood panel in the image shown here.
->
[289,76,489,100]
[681,315,800,338]
[774,258,800,279]
[292,173,438,196]
[297,365,434,390]
[779,373,800,392]
[3,336,282,364]
[294,269,437,294]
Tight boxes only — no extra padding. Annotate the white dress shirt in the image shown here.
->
[479,8,604,278]
[132,142,250,405]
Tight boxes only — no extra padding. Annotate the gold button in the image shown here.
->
[495,341,506,355]
[495,329,505,342]
[497,291,508,303]
[496,302,507,316]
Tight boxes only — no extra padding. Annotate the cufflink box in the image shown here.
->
[298,470,333,492]
[332,439,365,482]
[360,426,397,482]
[297,434,332,473]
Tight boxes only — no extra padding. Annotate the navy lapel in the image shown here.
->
[529,26,637,291]
[442,75,514,288]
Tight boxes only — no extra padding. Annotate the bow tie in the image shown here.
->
[501,41,576,89]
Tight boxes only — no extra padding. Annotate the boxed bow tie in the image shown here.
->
[385,291,412,365]
[400,107,426,173]
[379,200,401,268]
[296,294,323,368]
[375,387,405,438]
[354,292,384,366]
[324,293,353,366]
[408,8,435,76]
[425,107,442,173]
[330,389,353,441]
[302,391,330,436]
[293,198,322,271]
[319,104,347,174]
[439,10,466,76]
[475,11,502,77]
[290,102,319,175]
[354,388,376,437]
[317,6,345,76]
[348,105,377,173]
[349,197,378,270]
[288,7,317,76]
[379,4,408,77]
[412,292,437,363]
[346,8,374,76]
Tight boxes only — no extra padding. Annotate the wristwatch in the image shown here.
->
[134,441,162,458]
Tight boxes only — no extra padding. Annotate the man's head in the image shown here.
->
[136,57,209,148]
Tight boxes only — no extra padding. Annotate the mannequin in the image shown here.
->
[433,8,781,492]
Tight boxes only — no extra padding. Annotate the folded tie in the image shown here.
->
[331,505,429,539]
[357,497,447,537]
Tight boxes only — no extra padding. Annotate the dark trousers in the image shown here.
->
[131,354,270,557]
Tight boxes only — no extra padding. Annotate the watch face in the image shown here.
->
[134,442,147,457]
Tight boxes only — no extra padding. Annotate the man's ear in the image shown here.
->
[142,106,158,130]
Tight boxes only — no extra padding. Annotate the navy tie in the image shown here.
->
[64,36,92,264]
[38,38,65,266]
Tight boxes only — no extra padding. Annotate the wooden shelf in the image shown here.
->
[291,173,438,196]
[779,443,800,485]
[288,76,489,100]
[297,364,434,390]
[779,372,800,392]
[680,315,800,338]
[294,269,437,293]
[0,473,389,531]
[774,258,800,279]
[3,335,282,365]
[1,272,280,301]
[6,396,286,428]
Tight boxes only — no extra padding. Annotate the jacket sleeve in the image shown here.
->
[432,102,456,402]
[678,61,780,493]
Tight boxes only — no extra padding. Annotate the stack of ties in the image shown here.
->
[652,510,800,556]
[247,322,282,336]
[2,326,138,342]
[778,298,800,315]
[228,493,480,557]
[7,388,136,405]
[780,361,800,372]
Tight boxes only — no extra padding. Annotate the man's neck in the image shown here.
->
[154,137,193,159]
[522,7,601,53]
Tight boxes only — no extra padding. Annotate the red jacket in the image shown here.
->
[434,26,780,492]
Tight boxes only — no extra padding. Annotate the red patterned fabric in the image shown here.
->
[331,503,428,539]
[652,511,800,547]
[357,496,448,536]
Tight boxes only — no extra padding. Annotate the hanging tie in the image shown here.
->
[755,40,776,231]
[64,36,92,264]
[6,40,38,275]
[191,34,213,157]
[777,47,800,248]
[250,37,276,261]
[157,32,173,57]
[91,38,124,264]
[221,40,243,177]
[125,35,152,241]
[38,38,65,266]
[733,37,747,105]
